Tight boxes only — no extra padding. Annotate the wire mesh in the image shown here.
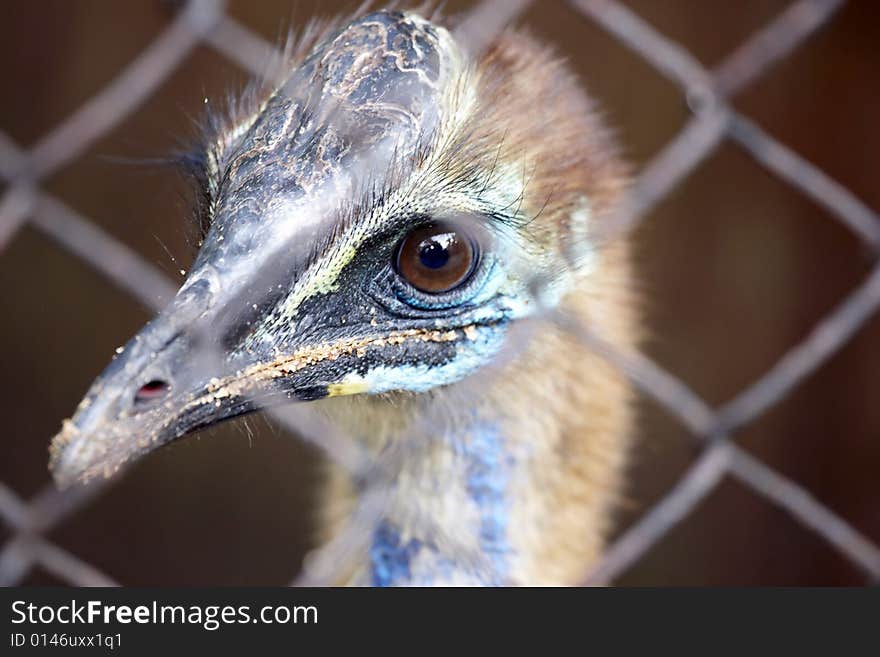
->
[0,0,878,586]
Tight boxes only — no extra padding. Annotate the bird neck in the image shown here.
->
[312,271,636,585]
[320,392,533,585]
[367,415,515,585]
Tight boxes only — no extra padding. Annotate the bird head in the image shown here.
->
[49,8,625,485]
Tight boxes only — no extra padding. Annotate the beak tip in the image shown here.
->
[47,418,107,489]
[48,418,78,482]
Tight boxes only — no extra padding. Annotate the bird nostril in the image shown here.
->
[134,380,170,406]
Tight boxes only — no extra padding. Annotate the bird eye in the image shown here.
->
[395,223,477,294]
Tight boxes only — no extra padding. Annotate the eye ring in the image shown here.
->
[394,222,478,294]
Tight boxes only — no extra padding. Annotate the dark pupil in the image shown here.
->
[418,238,450,270]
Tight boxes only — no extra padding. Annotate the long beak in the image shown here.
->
[48,278,353,487]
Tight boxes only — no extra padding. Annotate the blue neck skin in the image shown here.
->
[367,420,515,586]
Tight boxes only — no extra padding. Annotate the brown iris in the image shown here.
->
[395,223,476,294]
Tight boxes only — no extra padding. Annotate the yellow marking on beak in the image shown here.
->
[326,381,370,397]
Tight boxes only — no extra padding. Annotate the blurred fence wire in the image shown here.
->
[1,0,879,586]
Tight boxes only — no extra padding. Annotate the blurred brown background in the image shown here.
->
[1,0,878,585]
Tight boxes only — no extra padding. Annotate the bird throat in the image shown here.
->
[366,418,515,586]
[311,387,533,586]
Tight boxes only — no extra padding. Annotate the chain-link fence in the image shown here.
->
[1,0,878,586]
